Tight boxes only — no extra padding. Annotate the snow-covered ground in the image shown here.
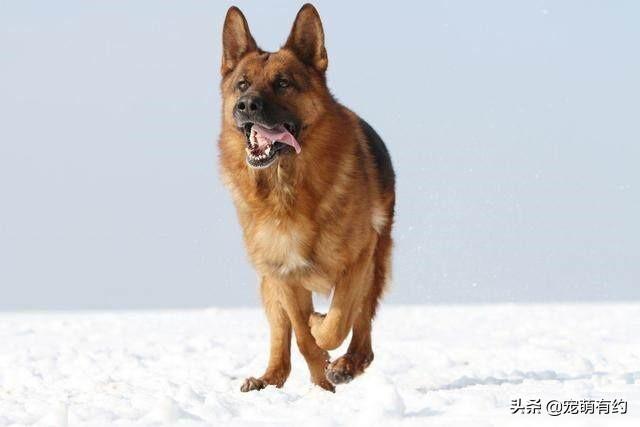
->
[1,304,638,426]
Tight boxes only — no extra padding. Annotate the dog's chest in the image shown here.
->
[250,220,311,276]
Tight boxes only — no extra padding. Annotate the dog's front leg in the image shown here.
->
[277,280,335,392]
[241,276,292,392]
[309,245,376,351]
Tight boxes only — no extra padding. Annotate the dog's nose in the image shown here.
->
[236,95,263,114]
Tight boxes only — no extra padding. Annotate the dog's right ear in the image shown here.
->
[221,7,258,77]
[285,4,328,73]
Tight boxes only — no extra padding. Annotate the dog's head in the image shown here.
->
[220,4,332,169]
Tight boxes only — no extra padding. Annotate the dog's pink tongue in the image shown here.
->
[252,124,301,154]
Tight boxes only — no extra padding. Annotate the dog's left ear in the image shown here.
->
[221,6,258,76]
[285,4,328,73]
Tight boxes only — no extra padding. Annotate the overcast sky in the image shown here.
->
[1,1,638,309]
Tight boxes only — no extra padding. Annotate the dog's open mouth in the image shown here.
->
[242,123,301,169]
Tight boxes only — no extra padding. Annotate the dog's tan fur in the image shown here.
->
[218,4,395,392]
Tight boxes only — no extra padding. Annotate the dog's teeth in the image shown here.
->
[265,146,271,156]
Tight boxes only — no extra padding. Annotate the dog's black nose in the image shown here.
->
[236,95,263,113]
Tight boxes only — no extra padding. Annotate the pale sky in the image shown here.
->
[1,1,639,309]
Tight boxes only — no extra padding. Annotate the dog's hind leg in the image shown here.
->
[325,225,392,385]
[241,276,292,392]
[324,297,375,385]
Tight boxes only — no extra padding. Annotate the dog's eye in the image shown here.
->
[277,78,290,89]
[237,80,249,92]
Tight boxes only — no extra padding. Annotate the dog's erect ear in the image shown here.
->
[285,4,327,73]
[221,7,258,76]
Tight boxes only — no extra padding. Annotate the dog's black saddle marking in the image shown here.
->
[359,118,395,191]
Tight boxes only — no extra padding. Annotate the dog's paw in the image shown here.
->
[315,377,336,393]
[308,311,325,329]
[240,376,267,392]
[240,368,290,392]
[308,312,326,340]
[325,355,355,385]
[325,352,374,385]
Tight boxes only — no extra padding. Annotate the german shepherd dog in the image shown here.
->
[218,4,395,392]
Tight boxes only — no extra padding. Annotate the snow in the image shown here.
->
[1,304,639,426]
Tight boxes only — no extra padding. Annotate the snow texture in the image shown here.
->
[1,304,638,426]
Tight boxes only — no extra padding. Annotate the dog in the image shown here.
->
[218,4,395,392]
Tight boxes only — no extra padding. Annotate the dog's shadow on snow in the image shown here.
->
[419,370,609,393]
[405,407,443,417]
